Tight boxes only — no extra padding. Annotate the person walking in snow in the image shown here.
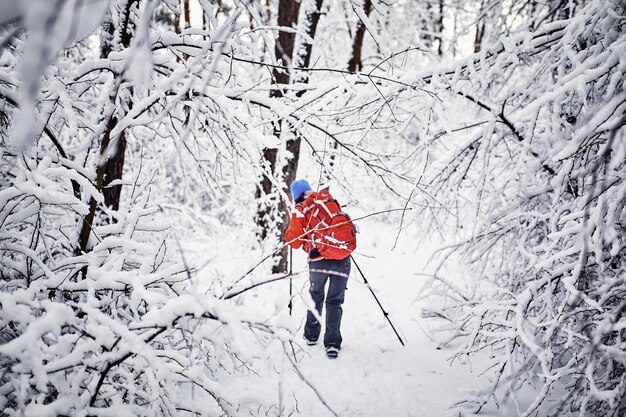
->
[285,179,357,359]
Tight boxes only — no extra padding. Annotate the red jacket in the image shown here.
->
[284,192,319,254]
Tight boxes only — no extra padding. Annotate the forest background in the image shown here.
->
[0,0,624,416]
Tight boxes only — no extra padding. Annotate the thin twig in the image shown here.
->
[283,341,339,417]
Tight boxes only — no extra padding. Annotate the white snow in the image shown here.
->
[180,217,492,417]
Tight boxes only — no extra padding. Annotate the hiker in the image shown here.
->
[285,179,356,359]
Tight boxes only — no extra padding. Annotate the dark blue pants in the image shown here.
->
[303,257,351,349]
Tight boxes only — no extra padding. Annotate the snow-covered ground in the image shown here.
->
[183,217,493,416]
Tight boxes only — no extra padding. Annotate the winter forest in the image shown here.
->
[0,0,625,416]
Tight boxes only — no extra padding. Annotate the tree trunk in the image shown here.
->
[79,118,116,253]
[257,0,326,273]
[78,0,136,257]
[265,0,272,23]
[183,0,191,28]
[347,0,372,73]
[295,0,324,84]
[102,131,127,211]
[256,0,301,256]
[101,0,135,210]
[474,0,486,53]
[474,21,485,53]
[202,4,208,32]
[275,0,326,273]
[174,10,180,34]
[451,1,458,57]
[272,0,301,90]
[437,0,444,56]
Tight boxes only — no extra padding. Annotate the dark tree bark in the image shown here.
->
[182,0,191,59]
[101,0,135,211]
[297,0,324,84]
[473,0,487,53]
[183,0,191,29]
[79,118,115,253]
[102,132,127,211]
[174,10,181,34]
[437,0,444,56]
[202,4,208,31]
[347,0,372,73]
[474,21,485,53]
[78,0,136,256]
[272,0,301,91]
[265,0,272,23]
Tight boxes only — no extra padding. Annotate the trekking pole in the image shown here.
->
[350,255,405,346]
[288,247,293,316]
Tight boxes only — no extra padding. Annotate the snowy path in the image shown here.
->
[282,252,483,417]
[279,273,481,417]
[200,234,489,417]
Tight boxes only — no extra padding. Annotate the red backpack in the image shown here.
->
[300,189,357,260]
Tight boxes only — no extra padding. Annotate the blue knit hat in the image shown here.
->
[290,179,312,200]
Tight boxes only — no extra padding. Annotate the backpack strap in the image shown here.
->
[314,199,334,217]
[300,202,315,215]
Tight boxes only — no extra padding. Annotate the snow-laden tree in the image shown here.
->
[414,0,626,415]
[0,1,303,415]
